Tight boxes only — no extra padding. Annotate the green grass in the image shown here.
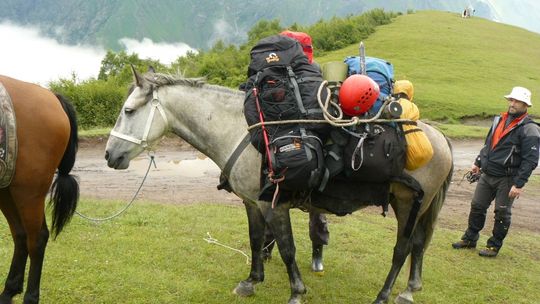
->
[1,200,538,303]
[432,122,488,139]
[319,11,540,122]
[79,127,111,138]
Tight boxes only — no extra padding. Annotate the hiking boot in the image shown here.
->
[451,240,476,249]
[479,247,499,258]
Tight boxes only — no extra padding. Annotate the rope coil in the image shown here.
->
[246,80,414,131]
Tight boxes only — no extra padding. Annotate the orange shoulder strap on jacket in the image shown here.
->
[491,112,527,149]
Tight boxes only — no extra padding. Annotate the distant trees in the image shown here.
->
[50,9,398,129]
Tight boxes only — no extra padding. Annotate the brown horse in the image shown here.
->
[0,75,79,304]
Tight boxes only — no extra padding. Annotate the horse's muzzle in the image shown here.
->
[104,150,130,169]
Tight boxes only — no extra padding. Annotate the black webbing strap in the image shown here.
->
[222,133,251,180]
[287,66,307,115]
[391,172,425,238]
[404,128,423,135]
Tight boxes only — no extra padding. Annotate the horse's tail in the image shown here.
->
[49,93,80,238]
[421,136,453,250]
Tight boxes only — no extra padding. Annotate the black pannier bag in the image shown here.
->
[343,123,406,182]
[242,35,330,192]
[268,128,326,191]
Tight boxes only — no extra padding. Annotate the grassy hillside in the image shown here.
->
[319,11,540,127]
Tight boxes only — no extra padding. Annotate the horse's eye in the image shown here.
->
[124,108,134,115]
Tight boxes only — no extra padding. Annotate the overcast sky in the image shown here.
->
[0,22,196,86]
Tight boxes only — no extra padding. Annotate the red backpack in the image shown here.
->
[280,30,313,64]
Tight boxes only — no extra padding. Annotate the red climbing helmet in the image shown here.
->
[339,75,380,116]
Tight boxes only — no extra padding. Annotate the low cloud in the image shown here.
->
[0,22,196,86]
[119,37,197,64]
[0,21,105,85]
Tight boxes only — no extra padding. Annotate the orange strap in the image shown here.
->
[491,112,527,149]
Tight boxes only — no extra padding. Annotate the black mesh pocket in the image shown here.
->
[259,77,298,121]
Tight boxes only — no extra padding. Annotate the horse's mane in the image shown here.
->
[143,72,206,88]
[143,72,242,96]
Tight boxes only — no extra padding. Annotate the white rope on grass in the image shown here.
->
[204,232,251,264]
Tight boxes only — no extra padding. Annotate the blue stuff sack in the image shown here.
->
[344,56,394,114]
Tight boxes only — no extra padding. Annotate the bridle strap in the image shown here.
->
[110,89,168,148]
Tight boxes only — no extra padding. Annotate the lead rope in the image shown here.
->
[75,153,156,222]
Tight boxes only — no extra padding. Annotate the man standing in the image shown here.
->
[452,87,540,257]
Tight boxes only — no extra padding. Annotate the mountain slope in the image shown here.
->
[319,11,540,120]
[1,0,537,50]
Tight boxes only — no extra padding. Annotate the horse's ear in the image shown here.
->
[130,64,143,87]
[148,66,156,73]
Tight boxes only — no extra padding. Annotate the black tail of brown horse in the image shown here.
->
[49,93,79,237]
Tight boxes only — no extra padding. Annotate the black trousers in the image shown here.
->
[462,174,515,249]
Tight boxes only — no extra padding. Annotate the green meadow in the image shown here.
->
[0,201,538,303]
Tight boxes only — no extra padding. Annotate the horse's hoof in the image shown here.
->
[395,292,414,304]
[311,258,324,273]
[410,285,422,292]
[232,281,255,297]
[288,295,302,304]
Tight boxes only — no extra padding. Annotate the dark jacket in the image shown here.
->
[474,114,540,188]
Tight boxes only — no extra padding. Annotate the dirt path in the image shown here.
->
[75,137,540,234]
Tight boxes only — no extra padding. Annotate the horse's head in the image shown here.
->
[105,66,169,169]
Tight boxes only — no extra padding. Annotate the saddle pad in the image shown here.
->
[310,174,390,216]
[0,82,17,188]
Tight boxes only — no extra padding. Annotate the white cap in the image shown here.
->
[505,86,532,107]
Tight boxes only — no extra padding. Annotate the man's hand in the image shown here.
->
[471,164,480,174]
[509,185,523,199]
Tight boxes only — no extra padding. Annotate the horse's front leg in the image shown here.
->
[234,201,267,297]
[262,201,306,304]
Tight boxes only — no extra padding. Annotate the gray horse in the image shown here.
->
[105,68,453,304]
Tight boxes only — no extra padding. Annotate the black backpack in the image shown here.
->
[242,35,330,192]
[243,35,330,150]
[343,123,406,182]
